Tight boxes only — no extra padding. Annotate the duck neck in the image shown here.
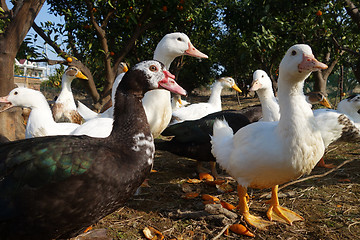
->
[277,74,314,131]
[27,96,57,127]
[208,81,223,108]
[257,88,280,122]
[57,76,74,103]
[109,91,151,142]
[339,103,360,123]
[153,51,175,70]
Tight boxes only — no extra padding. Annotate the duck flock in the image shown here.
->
[0,32,359,239]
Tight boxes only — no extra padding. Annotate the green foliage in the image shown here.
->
[24,0,360,94]
[41,65,65,89]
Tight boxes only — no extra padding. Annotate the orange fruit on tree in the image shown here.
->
[110,51,115,56]
[66,57,72,63]
[162,6,167,12]
[177,5,184,11]
[316,10,322,16]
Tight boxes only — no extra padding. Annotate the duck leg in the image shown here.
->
[209,161,220,179]
[196,161,211,174]
[266,185,304,224]
[316,157,336,169]
[237,185,273,230]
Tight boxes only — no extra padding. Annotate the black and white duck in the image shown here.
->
[0,60,186,239]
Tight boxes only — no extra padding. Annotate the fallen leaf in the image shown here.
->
[199,172,214,181]
[201,194,220,202]
[143,226,164,240]
[220,200,236,211]
[338,178,351,182]
[83,226,93,233]
[229,224,255,237]
[186,178,202,184]
[141,179,150,187]
[336,204,342,208]
[205,179,226,186]
[224,227,230,236]
[182,192,200,199]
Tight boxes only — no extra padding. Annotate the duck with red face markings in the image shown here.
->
[0,60,186,240]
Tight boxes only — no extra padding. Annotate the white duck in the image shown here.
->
[170,77,242,124]
[249,70,280,122]
[0,88,79,138]
[77,62,129,121]
[337,94,360,123]
[313,94,360,168]
[211,44,328,229]
[171,94,190,111]
[52,66,88,124]
[250,70,355,170]
[71,32,208,138]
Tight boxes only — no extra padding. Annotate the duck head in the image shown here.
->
[153,33,208,69]
[250,70,272,92]
[64,66,88,81]
[218,77,242,93]
[118,60,187,97]
[305,92,332,108]
[279,44,328,82]
[0,88,45,112]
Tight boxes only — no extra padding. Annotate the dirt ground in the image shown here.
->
[79,91,360,240]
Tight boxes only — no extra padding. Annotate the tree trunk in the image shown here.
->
[0,0,46,140]
[313,71,327,94]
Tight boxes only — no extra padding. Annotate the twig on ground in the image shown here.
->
[211,224,230,240]
[259,158,355,198]
[279,158,355,191]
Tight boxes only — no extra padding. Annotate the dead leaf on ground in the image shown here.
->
[201,194,220,202]
[182,192,200,199]
[220,200,236,211]
[143,226,164,240]
[186,178,203,184]
[229,223,255,237]
[199,172,214,181]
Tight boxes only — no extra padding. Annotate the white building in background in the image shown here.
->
[14,59,49,90]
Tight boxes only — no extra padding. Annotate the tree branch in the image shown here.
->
[332,35,360,57]
[344,0,360,30]
[0,0,10,12]
[32,22,66,58]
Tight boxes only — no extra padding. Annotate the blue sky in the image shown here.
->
[30,2,65,60]
[7,0,64,61]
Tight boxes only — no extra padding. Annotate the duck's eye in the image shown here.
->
[261,75,264,78]
[149,65,158,72]
[291,50,297,56]
[14,91,18,95]
[177,37,182,41]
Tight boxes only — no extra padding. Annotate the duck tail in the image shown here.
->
[77,101,98,121]
[211,119,234,168]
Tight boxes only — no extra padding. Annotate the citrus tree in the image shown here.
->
[0,0,46,140]
[213,0,360,97]
[29,0,216,110]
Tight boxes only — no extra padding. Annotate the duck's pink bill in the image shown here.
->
[185,42,208,59]
[159,70,187,96]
